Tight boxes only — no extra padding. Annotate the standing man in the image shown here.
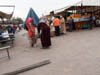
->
[53,16,61,36]
[26,17,35,47]
[60,16,66,34]
[68,17,73,32]
[89,13,93,30]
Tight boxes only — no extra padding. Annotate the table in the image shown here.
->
[0,46,11,59]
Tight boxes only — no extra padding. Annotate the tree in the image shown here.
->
[16,17,24,24]
[11,17,24,25]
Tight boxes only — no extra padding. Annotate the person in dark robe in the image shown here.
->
[37,22,51,49]
[88,13,93,30]
[68,17,73,32]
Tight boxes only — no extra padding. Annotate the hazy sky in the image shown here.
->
[0,0,85,18]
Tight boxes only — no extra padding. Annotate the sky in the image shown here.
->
[0,0,99,19]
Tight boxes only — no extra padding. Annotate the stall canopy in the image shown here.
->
[52,0,100,15]
[0,11,12,19]
[0,5,15,19]
[24,8,39,29]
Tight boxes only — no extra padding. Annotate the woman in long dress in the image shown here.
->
[60,16,66,34]
[37,21,51,49]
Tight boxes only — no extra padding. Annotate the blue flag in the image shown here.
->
[24,8,39,30]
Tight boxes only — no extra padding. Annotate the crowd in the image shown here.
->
[26,15,67,49]
[0,24,23,44]
[26,13,95,49]
[0,13,95,49]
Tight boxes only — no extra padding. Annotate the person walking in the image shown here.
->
[26,17,35,47]
[53,16,61,36]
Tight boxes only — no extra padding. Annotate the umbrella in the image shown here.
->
[24,8,39,30]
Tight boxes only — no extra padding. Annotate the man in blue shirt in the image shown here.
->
[68,17,73,32]
[8,26,15,34]
[89,13,93,30]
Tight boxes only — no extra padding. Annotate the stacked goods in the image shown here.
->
[67,14,91,29]
[67,14,81,30]
[67,14,81,21]
[67,14,90,22]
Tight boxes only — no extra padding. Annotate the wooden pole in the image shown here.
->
[3,60,51,75]
[0,5,15,7]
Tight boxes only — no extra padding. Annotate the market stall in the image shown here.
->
[66,13,94,30]
[0,5,15,47]
[47,0,100,30]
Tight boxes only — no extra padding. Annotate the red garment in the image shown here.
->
[13,25,17,30]
[0,25,2,29]
[26,18,35,38]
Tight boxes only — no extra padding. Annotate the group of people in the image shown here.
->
[0,25,16,43]
[52,16,66,36]
[26,13,95,49]
[26,15,67,49]
[0,25,17,36]
[26,17,51,49]
[8,24,23,34]
[8,25,17,34]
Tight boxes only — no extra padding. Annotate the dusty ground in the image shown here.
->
[0,28,100,75]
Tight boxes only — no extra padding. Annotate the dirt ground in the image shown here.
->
[0,28,100,75]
